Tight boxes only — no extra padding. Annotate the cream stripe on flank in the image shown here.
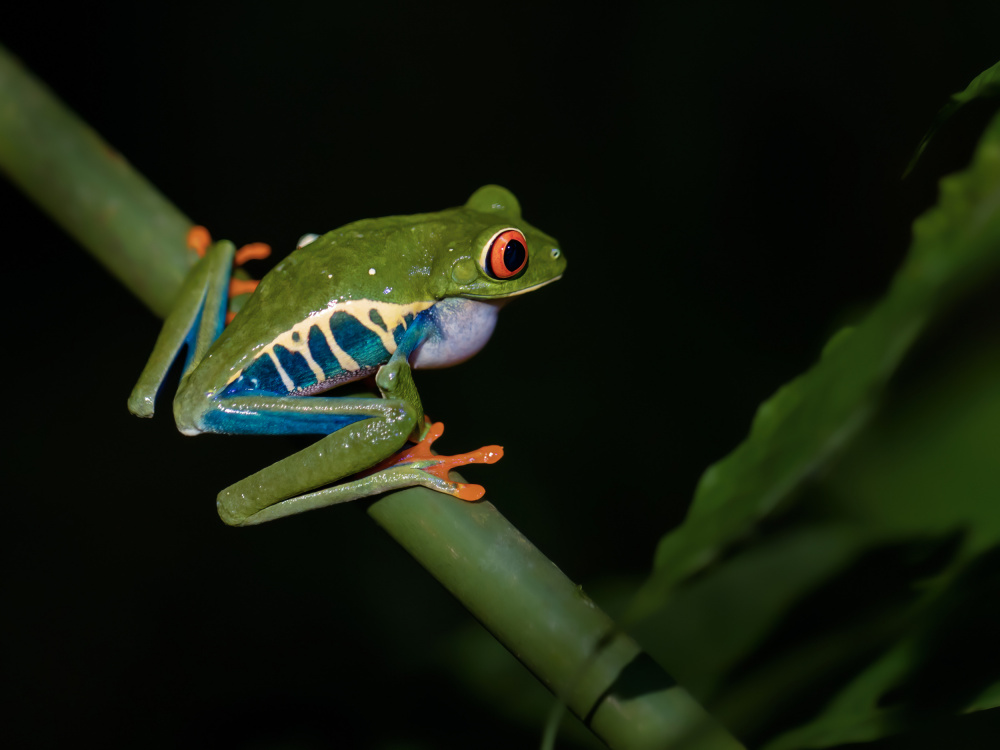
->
[228,299,435,392]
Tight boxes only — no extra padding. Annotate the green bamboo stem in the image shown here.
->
[0,49,193,317]
[0,44,743,750]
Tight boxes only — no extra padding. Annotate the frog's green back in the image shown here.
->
[179,186,564,403]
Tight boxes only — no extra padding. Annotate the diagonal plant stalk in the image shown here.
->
[0,45,743,750]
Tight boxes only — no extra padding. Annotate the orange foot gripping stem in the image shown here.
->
[186,225,272,323]
[364,422,503,501]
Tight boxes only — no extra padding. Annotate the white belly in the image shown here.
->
[410,297,504,369]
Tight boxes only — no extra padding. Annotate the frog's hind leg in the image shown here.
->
[211,362,504,526]
[211,393,420,526]
[128,238,236,418]
[234,421,504,526]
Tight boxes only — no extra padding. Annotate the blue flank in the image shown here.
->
[307,325,334,379]
[202,406,369,436]
[201,308,437,436]
[220,353,284,398]
[218,309,420,399]
[274,344,318,390]
[329,311,391,368]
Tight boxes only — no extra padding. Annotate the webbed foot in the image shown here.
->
[363,421,503,501]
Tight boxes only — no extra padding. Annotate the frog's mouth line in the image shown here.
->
[466,275,563,300]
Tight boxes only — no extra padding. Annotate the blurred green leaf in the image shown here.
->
[759,630,917,749]
[906,60,1000,176]
[968,680,1000,713]
[659,337,1000,748]
[822,340,1000,555]
[629,524,865,700]
[952,60,1000,105]
[761,543,1000,749]
[628,74,1000,747]
[632,107,1000,619]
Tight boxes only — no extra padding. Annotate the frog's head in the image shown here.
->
[430,185,566,300]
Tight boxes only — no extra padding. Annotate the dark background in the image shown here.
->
[3,3,998,748]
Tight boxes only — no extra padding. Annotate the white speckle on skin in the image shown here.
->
[369,268,376,275]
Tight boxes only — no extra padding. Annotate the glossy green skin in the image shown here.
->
[175,186,563,422]
[129,185,565,525]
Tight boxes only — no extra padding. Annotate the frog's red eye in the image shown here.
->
[484,228,528,279]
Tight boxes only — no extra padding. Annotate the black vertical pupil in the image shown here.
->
[502,239,526,272]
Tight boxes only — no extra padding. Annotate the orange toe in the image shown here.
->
[365,422,503,501]
[235,242,272,266]
[229,278,260,296]
[186,225,211,257]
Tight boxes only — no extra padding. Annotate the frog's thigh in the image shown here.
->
[213,395,418,526]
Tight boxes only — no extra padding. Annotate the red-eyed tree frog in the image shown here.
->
[128,185,565,526]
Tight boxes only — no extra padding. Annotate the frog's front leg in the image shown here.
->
[128,238,236,417]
